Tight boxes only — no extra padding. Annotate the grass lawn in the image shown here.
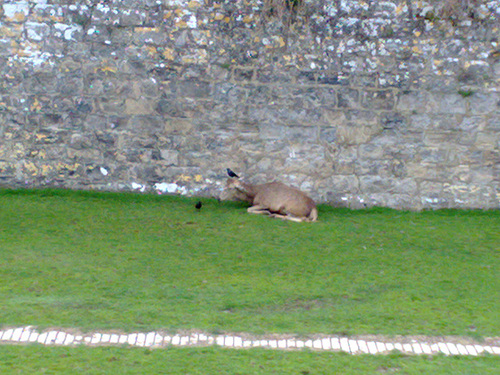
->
[0,345,499,375]
[0,188,499,338]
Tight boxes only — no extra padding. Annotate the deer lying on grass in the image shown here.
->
[225,178,318,222]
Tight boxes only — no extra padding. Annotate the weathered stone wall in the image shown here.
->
[0,0,499,209]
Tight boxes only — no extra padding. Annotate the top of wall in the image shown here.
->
[1,0,499,94]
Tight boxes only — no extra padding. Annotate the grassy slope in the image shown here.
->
[0,345,498,375]
[0,188,498,337]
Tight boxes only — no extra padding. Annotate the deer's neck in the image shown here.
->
[237,181,257,199]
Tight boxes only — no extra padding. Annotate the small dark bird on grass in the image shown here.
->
[195,201,202,210]
[226,168,239,178]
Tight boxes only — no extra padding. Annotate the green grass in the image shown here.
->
[0,345,498,375]
[0,188,499,337]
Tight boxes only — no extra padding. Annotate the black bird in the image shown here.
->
[226,168,239,178]
[195,201,202,210]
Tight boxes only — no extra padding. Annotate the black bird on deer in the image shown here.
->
[226,168,239,178]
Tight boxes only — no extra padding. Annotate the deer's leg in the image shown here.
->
[247,205,271,215]
[269,213,304,222]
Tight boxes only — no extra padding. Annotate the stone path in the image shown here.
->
[1,326,499,356]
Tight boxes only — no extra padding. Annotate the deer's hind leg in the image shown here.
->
[247,205,272,215]
[269,213,304,222]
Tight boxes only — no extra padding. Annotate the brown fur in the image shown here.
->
[225,178,318,222]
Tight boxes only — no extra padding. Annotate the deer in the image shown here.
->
[224,178,318,222]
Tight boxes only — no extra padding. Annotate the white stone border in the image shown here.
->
[1,327,499,356]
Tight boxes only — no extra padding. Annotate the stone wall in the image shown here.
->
[0,0,499,209]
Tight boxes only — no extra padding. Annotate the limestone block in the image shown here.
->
[133,27,167,45]
[322,110,347,128]
[355,159,392,178]
[125,116,164,135]
[321,175,360,194]
[468,93,500,115]
[20,72,58,95]
[371,131,401,150]
[435,93,467,115]
[357,143,385,159]
[257,124,285,140]
[163,119,194,134]
[259,105,321,127]
[256,67,301,84]
[319,127,336,143]
[407,162,450,181]
[456,130,477,145]
[173,80,211,99]
[459,63,493,86]
[361,90,395,111]
[3,2,29,22]
[313,87,338,108]
[53,23,83,42]
[445,144,470,166]
[25,22,51,42]
[0,162,15,177]
[96,98,125,115]
[285,126,318,142]
[95,131,116,146]
[119,9,147,27]
[84,115,126,131]
[407,113,430,130]
[458,116,485,131]
[428,115,461,130]
[475,132,499,151]
[59,77,85,96]
[296,71,317,84]
[380,112,406,130]
[485,116,500,130]
[423,131,455,147]
[139,78,159,98]
[418,145,448,164]
[443,183,499,208]
[396,91,428,113]
[124,98,154,115]
[317,75,345,85]
[337,88,360,109]
[335,122,382,145]
[332,161,355,175]
[369,193,420,210]
[211,83,248,105]
[85,26,112,43]
[66,148,103,161]
[159,149,179,166]
[359,176,418,196]
[156,99,184,117]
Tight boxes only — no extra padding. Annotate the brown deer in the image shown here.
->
[224,178,318,222]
